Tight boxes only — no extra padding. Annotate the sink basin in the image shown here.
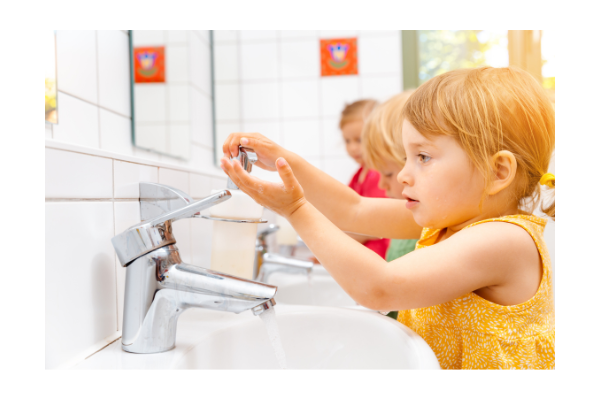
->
[275,276,357,307]
[175,305,439,369]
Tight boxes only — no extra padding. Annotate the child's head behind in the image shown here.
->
[362,90,415,199]
[401,66,555,222]
[339,99,378,165]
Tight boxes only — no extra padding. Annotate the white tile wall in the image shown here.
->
[241,81,280,120]
[242,121,282,144]
[240,42,279,81]
[214,30,238,43]
[56,30,98,104]
[134,84,167,123]
[52,92,100,148]
[214,42,239,82]
[135,124,167,153]
[319,30,358,39]
[191,87,213,147]
[133,30,165,46]
[167,30,188,44]
[190,173,212,198]
[215,83,240,121]
[321,117,347,157]
[167,84,190,122]
[240,30,278,42]
[169,125,192,159]
[360,75,401,103]
[46,201,117,369]
[322,156,358,185]
[166,45,190,84]
[45,123,53,138]
[358,34,401,75]
[192,35,213,97]
[114,160,158,198]
[280,30,318,40]
[46,148,113,199]
[281,40,320,79]
[282,120,321,158]
[99,109,133,155]
[320,75,360,117]
[281,80,320,119]
[97,30,131,117]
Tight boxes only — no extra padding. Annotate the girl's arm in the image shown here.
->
[222,133,422,240]
[222,157,542,310]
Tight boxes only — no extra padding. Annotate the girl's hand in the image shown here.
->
[222,132,289,172]
[220,156,307,219]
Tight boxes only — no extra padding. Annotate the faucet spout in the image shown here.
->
[121,245,276,354]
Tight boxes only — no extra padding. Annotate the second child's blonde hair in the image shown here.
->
[362,90,415,171]
[339,99,378,129]
[401,66,555,219]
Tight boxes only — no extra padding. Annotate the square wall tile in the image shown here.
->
[281,40,320,79]
[45,123,52,139]
[169,124,191,159]
[321,117,347,157]
[190,33,212,96]
[191,217,213,268]
[113,201,141,331]
[322,155,358,185]
[360,30,400,37]
[56,30,98,104]
[45,201,116,369]
[358,34,401,75]
[167,84,190,122]
[46,148,112,199]
[194,30,210,44]
[132,30,166,46]
[159,168,190,193]
[134,84,167,123]
[281,80,319,119]
[242,121,281,144]
[280,30,318,40]
[320,75,360,117]
[114,160,158,199]
[135,124,167,154]
[319,30,358,39]
[166,45,189,84]
[214,30,238,43]
[240,42,279,81]
[189,144,216,172]
[190,173,212,198]
[191,88,213,147]
[215,82,240,121]
[360,75,401,103]
[240,30,278,42]
[97,30,132,117]
[282,120,321,158]
[214,42,239,82]
[210,176,228,191]
[52,92,100,148]
[305,156,322,170]
[241,82,279,121]
[99,109,133,156]
[166,30,188,44]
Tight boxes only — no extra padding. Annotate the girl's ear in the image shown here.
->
[488,150,518,195]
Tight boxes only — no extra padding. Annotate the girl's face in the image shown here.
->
[377,159,406,199]
[341,120,364,165]
[398,120,487,229]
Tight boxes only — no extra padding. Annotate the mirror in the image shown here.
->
[45,30,57,124]
[129,30,215,160]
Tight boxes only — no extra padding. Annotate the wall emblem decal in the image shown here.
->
[321,38,357,76]
[134,46,165,83]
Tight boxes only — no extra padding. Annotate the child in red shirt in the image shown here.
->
[340,100,390,259]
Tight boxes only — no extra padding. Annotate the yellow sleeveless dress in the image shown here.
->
[397,215,555,369]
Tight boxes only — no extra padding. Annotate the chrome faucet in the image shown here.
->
[254,223,314,283]
[111,183,277,354]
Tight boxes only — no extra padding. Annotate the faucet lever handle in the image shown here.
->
[227,146,258,190]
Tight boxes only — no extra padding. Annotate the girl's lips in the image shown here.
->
[405,197,419,209]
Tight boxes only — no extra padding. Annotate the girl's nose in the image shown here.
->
[397,163,412,186]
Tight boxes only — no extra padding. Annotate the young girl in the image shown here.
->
[362,91,418,262]
[221,66,555,369]
[340,99,390,259]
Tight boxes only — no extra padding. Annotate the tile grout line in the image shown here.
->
[58,89,132,120]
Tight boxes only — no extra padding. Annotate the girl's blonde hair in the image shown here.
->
[339,99,378,129]
[362,90,415,171]
[401,67,555,219]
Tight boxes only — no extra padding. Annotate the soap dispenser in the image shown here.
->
[207,147,265,279]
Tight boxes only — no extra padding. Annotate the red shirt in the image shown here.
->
[348,167,390,259]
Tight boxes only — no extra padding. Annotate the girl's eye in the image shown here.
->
[384,173,393,178]
[418,154,431,163]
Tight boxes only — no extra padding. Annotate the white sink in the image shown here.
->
[177,306,438,369]
[275,275,357,307]
[74,305,439,369]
